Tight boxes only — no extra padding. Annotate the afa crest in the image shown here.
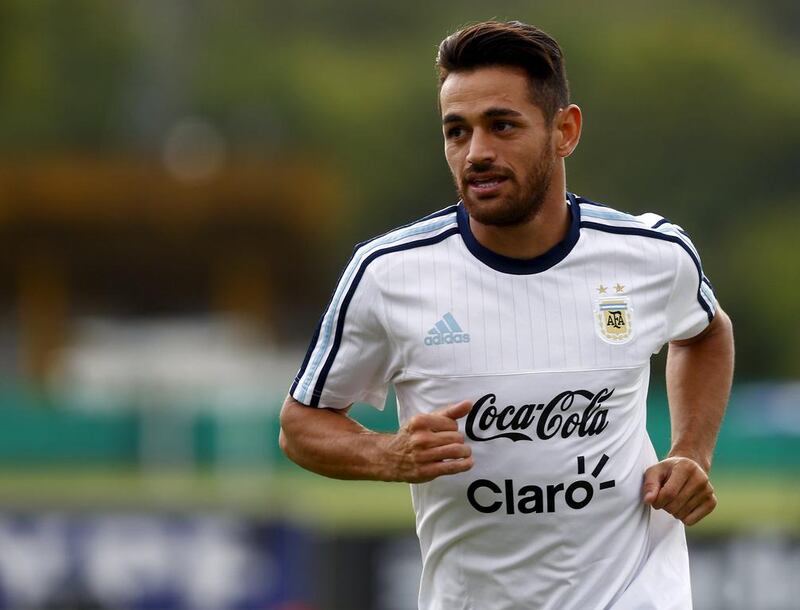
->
[594,296,633,344]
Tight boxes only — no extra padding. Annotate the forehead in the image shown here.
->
[439,65,535,118]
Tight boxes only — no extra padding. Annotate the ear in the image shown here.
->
[553,104,582,158]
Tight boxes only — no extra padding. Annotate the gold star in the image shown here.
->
[614,283,625,293]
[597,284,608,295]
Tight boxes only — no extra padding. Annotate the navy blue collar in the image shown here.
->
[456,192,581,275]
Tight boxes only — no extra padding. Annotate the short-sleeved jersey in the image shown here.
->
[291,193,716,610]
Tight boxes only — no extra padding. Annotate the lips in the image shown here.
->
[465,173,509,196]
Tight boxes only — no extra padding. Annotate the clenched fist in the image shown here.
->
[642,456,717,526]
[384,400,474,483]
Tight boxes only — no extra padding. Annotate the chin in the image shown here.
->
[463,195,538,227]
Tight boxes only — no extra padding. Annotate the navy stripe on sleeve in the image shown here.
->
[291,206,458,402]
[308,226,460,406]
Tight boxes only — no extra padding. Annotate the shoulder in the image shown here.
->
[327,204,459,300]
[355,204,459,252]
[576,193,702,260]
[347,204,460,272]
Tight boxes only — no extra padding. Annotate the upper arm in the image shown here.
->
[289,255,395,411]
[280,394,351,427]
[278,394,354,452]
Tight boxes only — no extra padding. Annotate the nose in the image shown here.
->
[465,128,496,166]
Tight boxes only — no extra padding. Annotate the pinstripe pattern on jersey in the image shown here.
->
[292,209,459,406]
[290,205,459,400]
[577,199,716,322]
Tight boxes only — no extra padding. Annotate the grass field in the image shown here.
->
[0,468,797,536]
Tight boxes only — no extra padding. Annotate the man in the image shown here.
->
[280,20,734,610]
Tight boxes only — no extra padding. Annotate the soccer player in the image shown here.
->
[280,20,734,609]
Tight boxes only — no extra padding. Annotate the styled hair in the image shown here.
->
[436,20,570,122]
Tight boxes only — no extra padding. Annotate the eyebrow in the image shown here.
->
[442,107,523,124]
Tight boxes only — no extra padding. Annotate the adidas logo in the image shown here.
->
[424,312,470,346]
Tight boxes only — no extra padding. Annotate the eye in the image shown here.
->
[492,120,515,133]
[445,126,466,139]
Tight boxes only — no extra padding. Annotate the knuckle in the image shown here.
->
[457,456,474,471]
[413,466,433,483]
[442,432,461,445]
[444,445,465,460]
[659,488,676,503]
[406,416,423,432]
[689,480,707,496]
[420,432,438,449]
[440,420,458,432]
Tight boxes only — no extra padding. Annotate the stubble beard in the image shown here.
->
[458,141,557,228]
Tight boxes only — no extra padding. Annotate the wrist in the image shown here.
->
[667,446,711,473]
[367,431,400,482]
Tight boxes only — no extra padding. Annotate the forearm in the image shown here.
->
[279,395,393,481]
[665,308,734,471]
[280,395,474,483]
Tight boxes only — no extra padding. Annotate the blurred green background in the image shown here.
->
[0,1,798,609]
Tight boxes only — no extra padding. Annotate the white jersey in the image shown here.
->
[291,193,716,610]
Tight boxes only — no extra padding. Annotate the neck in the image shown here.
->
[468,175,570,260]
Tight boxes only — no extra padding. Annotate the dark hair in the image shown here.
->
[436,20,569,122]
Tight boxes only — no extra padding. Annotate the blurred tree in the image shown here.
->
[0,0,797,377]
[0,0,135,150]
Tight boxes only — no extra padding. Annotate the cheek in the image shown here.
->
[444,146,462,175]
[510,141,546,169]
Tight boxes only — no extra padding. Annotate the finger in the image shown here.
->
[429,431,466,447]
[408,413,460,433]
[433,400,473,421]
[416,456,474,482]
[665,476,711,517]
[652,465,692,510]
[419,443,472,463]
[409,401,472,432]
[683,493,718,526]
[407,430,464,450]
[674,483,715,522]
[662,470,705,514]
[642,463,670,505]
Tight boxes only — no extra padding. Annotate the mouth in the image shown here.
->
[465,173,509,197]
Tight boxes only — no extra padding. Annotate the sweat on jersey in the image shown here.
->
[290,193,716,610]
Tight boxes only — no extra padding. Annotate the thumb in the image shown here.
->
[642,462,669,505]
[436,400,473,420]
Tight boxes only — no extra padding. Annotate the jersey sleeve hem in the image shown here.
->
[668,309,715,343]
[290,386,388,412]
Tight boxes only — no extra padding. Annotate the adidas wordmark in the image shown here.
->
[424,312,470,346]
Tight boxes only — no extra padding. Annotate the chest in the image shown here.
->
[376,241,673,378]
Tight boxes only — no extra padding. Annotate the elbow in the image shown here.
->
[722,308,734,341]
[714,307,735,355]
[279,424,302,467]
[278,396,299,462]
[279,395,320,466]
[278,428,303,467]
[715,306,733,335]
[278,427,291,459]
